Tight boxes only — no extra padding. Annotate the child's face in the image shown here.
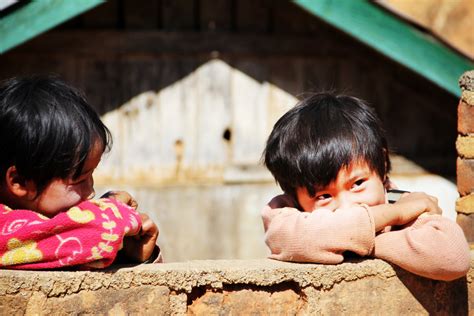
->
[29,141,103,218]
[296,160,386,213]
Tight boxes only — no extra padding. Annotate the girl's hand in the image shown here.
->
[121,212,159,263]
[101,191,138,209]
[102,191,160,262]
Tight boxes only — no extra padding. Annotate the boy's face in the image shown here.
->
[28,141,103,218]
[296,160,386,213]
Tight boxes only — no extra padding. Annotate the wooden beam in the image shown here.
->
[0,0,104,54]
[293,0,474,96]
[2,30,365,57]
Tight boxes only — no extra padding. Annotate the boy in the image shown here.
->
[262,93,470,281]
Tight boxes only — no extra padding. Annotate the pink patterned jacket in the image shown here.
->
[0,198,142,269]
[262,194,471,281]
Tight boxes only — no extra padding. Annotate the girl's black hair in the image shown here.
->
[263,92,391,199]
[0,75,112,194]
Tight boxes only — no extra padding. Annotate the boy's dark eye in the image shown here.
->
[316,193,332,201]
[352,179,365,188]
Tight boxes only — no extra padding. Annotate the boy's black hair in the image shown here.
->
[0,75,112,194]
[263,92,391,200]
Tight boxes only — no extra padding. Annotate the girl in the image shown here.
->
[0,75,161,269]
[262,93,470,281]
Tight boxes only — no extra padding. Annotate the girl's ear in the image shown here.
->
[4,166,37,199]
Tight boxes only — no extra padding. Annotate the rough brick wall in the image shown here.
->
[0,259,473,315]
[457,71,474,245]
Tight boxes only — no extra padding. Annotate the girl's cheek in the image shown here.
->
[69,190,83,203]
[65,186,84,203]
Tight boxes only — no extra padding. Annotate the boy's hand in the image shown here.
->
[370,192,442,231]
[101,191,138,209]
[395,192,442,222]
[121,212,159,263]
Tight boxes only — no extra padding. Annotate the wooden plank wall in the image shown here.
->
[0,0,458,182]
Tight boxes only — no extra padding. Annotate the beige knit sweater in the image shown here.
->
[262,194,470,281]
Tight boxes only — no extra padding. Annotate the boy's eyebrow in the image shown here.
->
[347,170,370,182]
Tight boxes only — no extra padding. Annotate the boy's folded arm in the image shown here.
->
[0,199,142,269]
[262,203,376,264]
[373,215,471,281]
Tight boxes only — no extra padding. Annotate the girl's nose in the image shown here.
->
[87,189,95,200]
[86,177,95,200]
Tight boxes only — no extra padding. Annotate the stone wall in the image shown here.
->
[457,70,474,245]
[0,258,472,315]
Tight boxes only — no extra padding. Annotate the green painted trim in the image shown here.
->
[0,0,104,54]
[294,0,474,96]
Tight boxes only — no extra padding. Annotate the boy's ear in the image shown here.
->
[4,166,37,199]
[384,177,397,190]
[382,148,390,182]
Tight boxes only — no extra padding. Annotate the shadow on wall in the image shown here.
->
[395,265,469,315]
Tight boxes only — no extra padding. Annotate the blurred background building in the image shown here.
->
[1,0,473,261]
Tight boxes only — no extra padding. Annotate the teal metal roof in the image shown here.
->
[0,0,103,54]
[294,0,474,96]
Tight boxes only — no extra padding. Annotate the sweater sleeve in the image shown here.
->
[0,198,142,270]
[262,195,376,264]
[373,215,470,281]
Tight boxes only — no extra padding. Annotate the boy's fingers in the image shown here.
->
[428,195,438,204]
